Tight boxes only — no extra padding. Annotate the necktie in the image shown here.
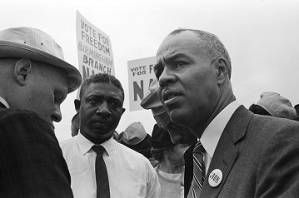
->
[0,102,7,108]
[92,145,110,198]
[191,142,206,198]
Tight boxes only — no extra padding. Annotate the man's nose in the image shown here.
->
[96,101,112,116]
[158,67,175,88]
[52,105,62,122]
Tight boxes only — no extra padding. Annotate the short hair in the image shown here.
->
[169,28,232,79]
[79,73,124,101]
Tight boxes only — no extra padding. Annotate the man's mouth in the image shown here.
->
[162,89,182,104]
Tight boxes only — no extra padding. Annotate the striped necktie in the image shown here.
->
[191,142,206,198]
[92,145,110,198]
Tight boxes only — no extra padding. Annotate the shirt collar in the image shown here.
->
[200,100,240,158]
[76,131,116,156]
[0,96,10,108]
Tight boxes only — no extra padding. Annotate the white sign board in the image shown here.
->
[76,11,115,81]
[127,57,156,111]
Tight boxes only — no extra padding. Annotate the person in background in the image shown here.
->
[141,78,196,145]
[151,124,189,198]
[0,27,82,197]
[154,28,299,198]
[61,73,160,198]
[141,77,196,192]
[118,121,152,159]
[294,104,299,121]
[249,91,297,120]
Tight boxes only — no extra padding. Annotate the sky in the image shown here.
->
[2,0,299,141]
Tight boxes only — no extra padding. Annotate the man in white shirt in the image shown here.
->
[61,73,160,198]
[154,29,299,198]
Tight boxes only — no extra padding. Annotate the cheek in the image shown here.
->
[185,72,217,104]
[80,108,93,122]
[111,112,122,124]
[28,89,52,113]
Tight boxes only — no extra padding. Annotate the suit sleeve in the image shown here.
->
[255,123,299,198]
[0,110,73,198]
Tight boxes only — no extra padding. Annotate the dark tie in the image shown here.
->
[0,102,7,109]
[92,145,110,198]
[191,142,206,198]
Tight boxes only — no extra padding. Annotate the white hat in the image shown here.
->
[119,122,148,145]
[256,92,297,119]
[0,27,82,92]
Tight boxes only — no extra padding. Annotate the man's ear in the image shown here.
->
[74,99,81,112]
[214,57,229,85]
[13,59,32,85]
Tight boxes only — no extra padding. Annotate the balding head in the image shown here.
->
[169,29,231,78]
[155,29,235,137]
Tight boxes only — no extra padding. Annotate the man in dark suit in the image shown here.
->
[0,27,82,197]
[154,28,299,198]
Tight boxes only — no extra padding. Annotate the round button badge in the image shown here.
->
[208,169,223,187]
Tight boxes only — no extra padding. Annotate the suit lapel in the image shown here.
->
[200,106,253,198]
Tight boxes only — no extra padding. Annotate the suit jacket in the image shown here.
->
[0,107,73,198]
[184,105,299,198]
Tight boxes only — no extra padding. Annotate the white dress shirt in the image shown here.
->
[200,100,241,174]
[60,132,160,198]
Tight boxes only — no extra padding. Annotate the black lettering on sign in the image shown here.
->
[130,65,147,76]
[81,20,97,38]
[148,78,154,89]
[149,64,154,74]
[82,65,96,80]
[133,80,144,101]
[82,54,112,75]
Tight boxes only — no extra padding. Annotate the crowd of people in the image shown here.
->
[0,25,299,198]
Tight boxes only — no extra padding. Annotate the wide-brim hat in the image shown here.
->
[0,27,82,93]
[140,78,171,128]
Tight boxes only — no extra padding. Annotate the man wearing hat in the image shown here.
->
[141,78,196,145]
[151,124,189,198]
[141,77,196,197]
[0,27,82,197]
[154,28,299,198]
[118,121,152,159]
[249,91,297,120]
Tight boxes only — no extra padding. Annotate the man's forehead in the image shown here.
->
[85,82,122,98]
[157,31,203,56]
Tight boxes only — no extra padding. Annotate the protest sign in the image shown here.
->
[127,57,156,111]
[76,11,115,80]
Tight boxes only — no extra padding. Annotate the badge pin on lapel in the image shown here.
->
[208,169,223,187]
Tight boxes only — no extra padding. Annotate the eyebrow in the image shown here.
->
[162,52,191,64]
[155,52,189,77]
[86,94,122,101]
